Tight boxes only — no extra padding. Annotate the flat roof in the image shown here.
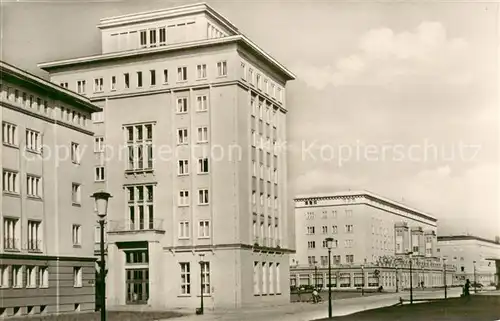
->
[295,190,437,222]
[438,235,500,246]
[38,3,295,82]
[1,60,101,113]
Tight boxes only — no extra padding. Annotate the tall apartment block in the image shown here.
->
[39,3,295,309]
[291,191,446,290]
[293,191,438,266]
[0,61,99,316]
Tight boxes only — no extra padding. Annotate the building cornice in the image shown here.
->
[38,36,295,82]
[0,253,97,262]
[438,235,500,246]
[97,2,239,37]
[1,60,101,113]
[295,190,437,223]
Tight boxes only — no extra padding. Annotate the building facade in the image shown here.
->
[0,61,100,316]
[39,3,295,310]
[291,191,452,290]
[437,235,500,287]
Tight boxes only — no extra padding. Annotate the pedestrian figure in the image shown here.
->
[313,288,322,303]
[462,279,471,299]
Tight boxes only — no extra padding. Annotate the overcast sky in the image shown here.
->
[2,0,499,238]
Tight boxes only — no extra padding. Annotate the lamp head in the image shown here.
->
[325,237,334,250]
[91,191,112,218]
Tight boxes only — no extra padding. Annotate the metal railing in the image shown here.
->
[26,239,42,252]
[108,219,164,232]
[4,238,20,250]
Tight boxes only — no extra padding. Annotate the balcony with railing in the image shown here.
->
[108,219,165,243]
[26,239,43,252]
[252,236,282,249]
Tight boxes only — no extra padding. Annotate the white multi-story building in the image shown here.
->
[437,235,500,287]
[291,191,450,290]
[39,3,295,309]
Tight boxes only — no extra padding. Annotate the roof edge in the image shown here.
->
[38,36,295,81]
[1,60,101,113]
[294,190,436,222]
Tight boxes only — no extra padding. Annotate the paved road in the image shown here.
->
[166,287,462,321]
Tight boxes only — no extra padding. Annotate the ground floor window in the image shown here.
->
[126,269,149,304]
[339,273,350,287]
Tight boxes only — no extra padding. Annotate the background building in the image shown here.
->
[1,61,99,316]
[39,3,295,309]
[291,191,452,290]
[437,235,500,287]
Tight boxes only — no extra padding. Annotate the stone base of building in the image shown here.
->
[105,241,291,310]
[0,253,96,317]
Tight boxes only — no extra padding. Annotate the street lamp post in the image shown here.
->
[199,253,205,315]
[408,252,413,304]
[473,260,477,293]
[91,191,112,321]
[325,237,334,318]
[443,257,447,299]
[361,264,365,296]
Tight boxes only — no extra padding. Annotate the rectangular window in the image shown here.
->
[253,261,260,295]
[180,263,190,294]
[2,122,17,146]
[159,27,166,45]
[126,185,155,231]
[0,266,9,288]
[72,183,81,204]
[149,29,157,46]
[346,224,354,233]
[197,127,208,143]
[197,64,207,79]
[73,267,82,287]
[199,220,210,238]
[178,160,189,175]
[198,158,209,174]
[94,137,104,153]
[26,129,42,153]
[93,78,103,93]
[179,221,190,239]
[4,218,19,250]
[126,268,149,304]
[95,166,105,182]
[346,255,354,264]
[2,170,19,194]
[322,226,328,234]
[196,95,208,112]
[150,70,156,86]
[125,250,148,264]
[177,128,188,145]
[72,225,81,246]
[177,97,188,113]
[248,68,254,84]
[12,266,23,288]
[137,71,143,88]
[60,82,68,89]
[217,61,227,77]
[124,73,130,89]
[198,189,209,205]
[177,67,187,81]
[26,175,41,198]
[241,62,246,80]
[140,30,147,47]
[111,76,116,91]
[256,74,261,89]
[77,80,86,94]
[71,142,80,164]
[201,261,210,294]
[307,241,316,249]
[125,124,154,171]
[178,190,189,206]
[307,226,315,235]
[27,220,42,252]
[39,267,49,288]
[163,69,169,83]
[276,263,280,293]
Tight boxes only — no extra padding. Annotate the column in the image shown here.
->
[106,243,125,306]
